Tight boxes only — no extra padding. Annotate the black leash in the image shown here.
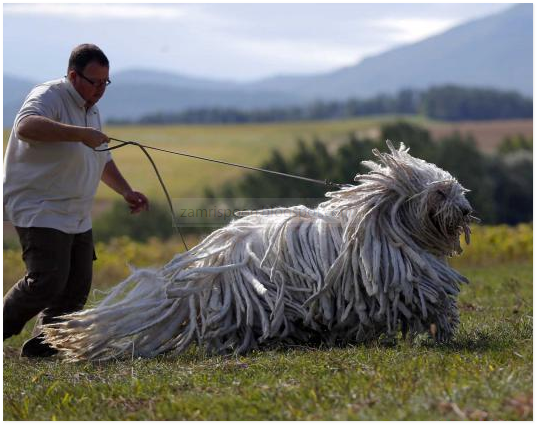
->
[105,137,345,189]
[96,137,346,251]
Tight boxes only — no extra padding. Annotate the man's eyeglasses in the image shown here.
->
[77,71,111,88]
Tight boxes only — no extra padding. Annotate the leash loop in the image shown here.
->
[96,139,189,251]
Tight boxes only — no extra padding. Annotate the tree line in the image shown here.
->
[108,85,532,125]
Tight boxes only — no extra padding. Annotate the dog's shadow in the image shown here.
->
[90,321,525,365]
[419,332,502,353]
[417,323,528,353]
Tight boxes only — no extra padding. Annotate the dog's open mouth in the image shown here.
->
[429,209,477,255]
[455,212,480,248]
[454,222,471,249]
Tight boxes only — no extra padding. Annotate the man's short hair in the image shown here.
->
[68,44,109,72]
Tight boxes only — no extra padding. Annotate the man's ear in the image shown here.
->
[67,69,77,82]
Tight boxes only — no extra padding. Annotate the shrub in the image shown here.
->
[93,201,176,243]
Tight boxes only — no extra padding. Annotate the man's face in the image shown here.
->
[69,61,110,107]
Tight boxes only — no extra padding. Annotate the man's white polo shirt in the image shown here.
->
[3,78,113,234]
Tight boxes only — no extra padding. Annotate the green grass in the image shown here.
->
[3,262,532,420]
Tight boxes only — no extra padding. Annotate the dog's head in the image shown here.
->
[357,140,478,256]
[423,179,475,254]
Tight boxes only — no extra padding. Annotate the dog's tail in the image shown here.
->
[41,239,279,361]
[42,263,199,361]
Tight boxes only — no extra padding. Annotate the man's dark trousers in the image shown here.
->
[3,226,95,340]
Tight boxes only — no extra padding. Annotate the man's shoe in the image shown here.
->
[20,334,58,358]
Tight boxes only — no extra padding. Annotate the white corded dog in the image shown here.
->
[44,141,477,361]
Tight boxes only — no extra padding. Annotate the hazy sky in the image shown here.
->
[3,3,512,83]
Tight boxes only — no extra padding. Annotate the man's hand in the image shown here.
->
[123,190,149,214]
[81,128,109,149]
[101,161,149,214]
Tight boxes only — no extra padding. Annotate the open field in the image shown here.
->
[3,117,532,203]
[3,224,533,420]
[426,119,533,154]
[3,116,416,202]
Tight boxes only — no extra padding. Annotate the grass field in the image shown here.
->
[3,262,532,420]
[3,116,532,203]
[426,118,533,154]
[3,225,533,420]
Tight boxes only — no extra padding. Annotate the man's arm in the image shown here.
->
[17,115,108,148]
[101,160,149,214]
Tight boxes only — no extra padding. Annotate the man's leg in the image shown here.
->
[3,227,72,345]
[34,229,94,329]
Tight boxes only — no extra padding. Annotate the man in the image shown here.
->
[3,43,149,357]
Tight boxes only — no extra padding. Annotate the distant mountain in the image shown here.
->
[111,68,241,91]
[99,71,301,121]
[247,4,533,100]
[3,4,532,124]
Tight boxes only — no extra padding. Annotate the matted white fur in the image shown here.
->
[44,141,476,361]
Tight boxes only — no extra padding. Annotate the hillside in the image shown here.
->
[250,4,532,99]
